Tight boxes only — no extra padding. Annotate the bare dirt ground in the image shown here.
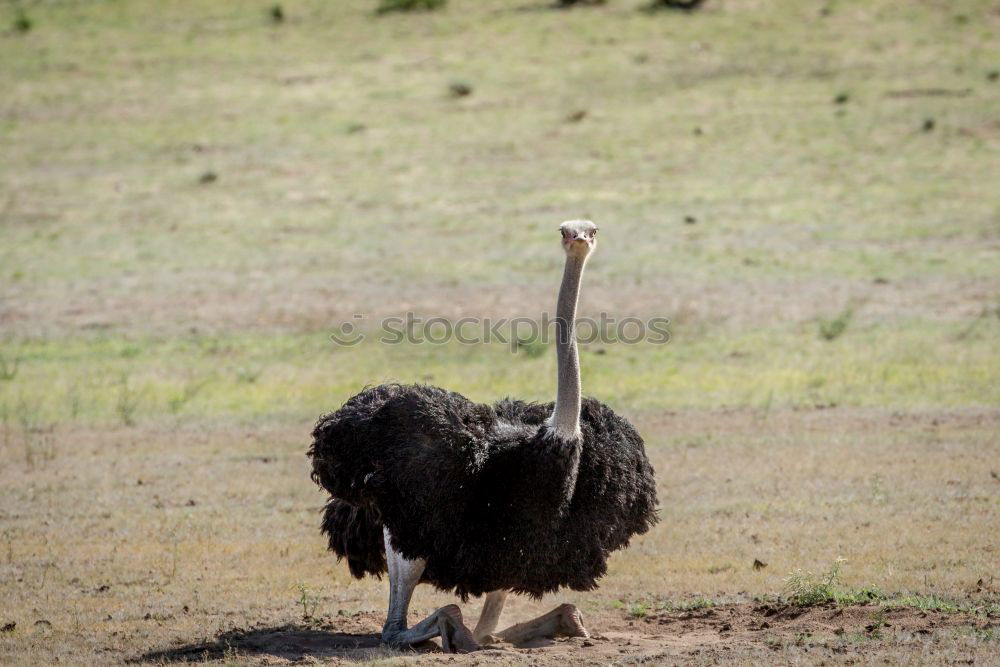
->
[2,409,998,665]
[131,602,998,665]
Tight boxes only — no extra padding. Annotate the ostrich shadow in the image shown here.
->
[134,624,561,663]
[133,625,425,663]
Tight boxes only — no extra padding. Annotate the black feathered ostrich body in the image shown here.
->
[309,220,658,651]
[312,388,655,598]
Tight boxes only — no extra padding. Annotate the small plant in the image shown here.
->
[645,0,706,11]
[884,593,960,613]
[118,343,142,359]
[234,366,263,384]
[269,4,285,23]
[65,383,82,420]
[115,373,141,426]
[513,334,547,358]
[16,396,55,469]
[818,306,854,341]
[838,585,887,605]
[628,601,649,618]
[13,9,32,33]
[869,473,888,505]
[168,377,207,416]
[554,0,606,7]
[865,608,888,638]
[3,529,13,563]
[784,558,845,606]
[447,80,473,98]
[954,625,998,641]
[0,401,9,450]
[376,0,446,14]
[662,597,715,612]
[955,304,1000,341]
[164,537,180,584]
[0,350,20,381]
[295,583,320,620]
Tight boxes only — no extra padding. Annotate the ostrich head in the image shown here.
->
[559,219,598,259]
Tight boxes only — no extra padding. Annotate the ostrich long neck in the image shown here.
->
[550,252,587,438]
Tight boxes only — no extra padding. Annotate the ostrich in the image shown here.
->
[308,220,658,652]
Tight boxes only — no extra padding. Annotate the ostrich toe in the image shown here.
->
[496,602,589,645]
[381,604,478,653]
[437,604,478,653]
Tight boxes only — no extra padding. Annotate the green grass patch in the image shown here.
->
[627,601,650,618]
[784,558,847,606]
[661,596,716,612]
[1,316,997,428]
[783,560,996,618]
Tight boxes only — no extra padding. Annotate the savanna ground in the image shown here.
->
[1,0,998,663]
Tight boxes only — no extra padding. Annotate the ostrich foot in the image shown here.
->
[380,529,478,653]
[381,604,478,654]
[495,602,589,645]
[473,590,508,643]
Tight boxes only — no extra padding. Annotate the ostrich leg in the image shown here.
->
[472,590,508,642]
[380,528,478,653]
[495,603,588,645]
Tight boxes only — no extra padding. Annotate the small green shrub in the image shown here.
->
[115,374,141,426]
[554,0,606,7]
[376,0,446,14]
[168,378,208,416]
[662,597,715,612]
[818,306,854,340]
[628,601,650,618]
[16,396,55,469]
[234,366,263,384]
[884,593,960,613]
[295,583,320,620]
[13,9,32,33]
[513,334,547,358]
[645,0,706,11]
[865,608,888,638]
[784,558,845,606]
[0,351,20,381]
[836,585,887,605]
[447,80,473,98]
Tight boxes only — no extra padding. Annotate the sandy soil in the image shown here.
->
[134,602,996,665]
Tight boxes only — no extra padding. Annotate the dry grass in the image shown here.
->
[2,0,998,338]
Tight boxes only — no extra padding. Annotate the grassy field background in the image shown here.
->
[1,0,998,663]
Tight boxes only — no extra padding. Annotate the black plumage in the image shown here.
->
[309,383,658,600]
